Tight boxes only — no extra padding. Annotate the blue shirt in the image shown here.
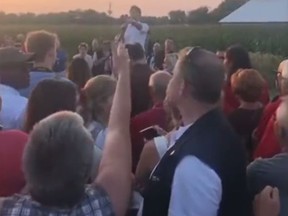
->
[53,49,68,73]
[19,71,66,98]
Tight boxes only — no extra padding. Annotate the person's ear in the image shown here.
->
[274,120,286,144]
[178,79,186,97]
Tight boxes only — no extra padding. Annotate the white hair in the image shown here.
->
[23,111,95,206]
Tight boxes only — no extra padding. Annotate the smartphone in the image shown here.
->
[140,126,159,140]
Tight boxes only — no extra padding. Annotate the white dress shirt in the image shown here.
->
[138,124,222,216]
[0,84,27,130]
[124,22,149,50]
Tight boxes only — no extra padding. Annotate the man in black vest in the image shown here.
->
[140,47,247,216]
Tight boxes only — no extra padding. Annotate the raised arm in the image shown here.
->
[96,43,132,216]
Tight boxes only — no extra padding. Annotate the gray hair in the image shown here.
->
[149,71,172,100]
[23,111,94,207]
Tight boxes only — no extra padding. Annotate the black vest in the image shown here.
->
[142,109,247,216]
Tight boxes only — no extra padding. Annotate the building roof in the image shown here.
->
[220,0,288,23]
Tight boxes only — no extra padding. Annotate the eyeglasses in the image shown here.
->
[182,47,202,83]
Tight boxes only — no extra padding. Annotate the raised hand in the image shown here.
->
[254,186,280,216]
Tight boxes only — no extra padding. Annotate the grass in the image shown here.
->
[0,24,286,92]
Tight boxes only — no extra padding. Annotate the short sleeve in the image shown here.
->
[168,156,222,216]
[141,23,149,33]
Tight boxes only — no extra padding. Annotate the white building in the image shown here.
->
[220,0,288,23]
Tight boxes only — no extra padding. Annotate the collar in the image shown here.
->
[32,67,53,73]
[0,84,20,96]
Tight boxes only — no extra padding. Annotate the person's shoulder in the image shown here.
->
[0,129,28,138]
[175,156,221,182]
[84,185,114,214]
[0,130,28,146]
[247,155,284,178]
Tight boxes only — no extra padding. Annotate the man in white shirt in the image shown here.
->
[123,6,149,50]
[73,42,93,70]
[0,47,34,129]
[140,47,247,216]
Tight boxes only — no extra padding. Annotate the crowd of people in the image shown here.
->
[0,5,287,216]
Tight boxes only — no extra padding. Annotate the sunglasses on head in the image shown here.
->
[185,47,201,60]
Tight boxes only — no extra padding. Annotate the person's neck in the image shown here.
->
[179,101,218,126]
[33,61,53,70]
[239,101,262,110]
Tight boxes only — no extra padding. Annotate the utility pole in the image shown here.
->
[108,2,113,16]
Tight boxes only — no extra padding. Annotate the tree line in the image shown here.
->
[0,0,247,25]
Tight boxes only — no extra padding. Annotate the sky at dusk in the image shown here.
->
[1,0,223,16]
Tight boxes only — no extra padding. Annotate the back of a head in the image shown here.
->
[231,69,265,103]
[226,45,252,77]
[178,47,225,104]
[278,60,288,95]
[276,99,288,148]
[25,30,57,63]
[24,79,77,132]
[81,75,117,123]
[149,71,172,101]
[130,64,153,116]
[68,58,91,89]
[24,111,94,207]
[126,43,145,62]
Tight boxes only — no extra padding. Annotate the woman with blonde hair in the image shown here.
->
[80,75,117,149]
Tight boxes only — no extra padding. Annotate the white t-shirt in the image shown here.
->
[138,124,222,216]
[73,54,93,70]
[124,22,149,50]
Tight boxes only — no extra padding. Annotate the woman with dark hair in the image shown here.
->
[24,79,77,133]
[223,45,269,114]
[24,79,101,180]
[127,43,154,117]
[67,58,92,89]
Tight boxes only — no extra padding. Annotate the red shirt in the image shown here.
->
[254,98,282,159]
[130,103,168,172]
[0,130,28,196]
[255,98,281,142]
[223,82,270,115]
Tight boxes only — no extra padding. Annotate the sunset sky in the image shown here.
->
[1,0,223,16]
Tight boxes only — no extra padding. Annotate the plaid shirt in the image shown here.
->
[0,186,114,216]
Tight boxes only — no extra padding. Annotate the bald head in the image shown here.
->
[149,71,172,102]
[276,99,288,147]
[178,47,225,104]
[277,60,288,95]
[279,60,288,78]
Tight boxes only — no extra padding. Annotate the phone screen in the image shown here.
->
[140,127,159,140]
